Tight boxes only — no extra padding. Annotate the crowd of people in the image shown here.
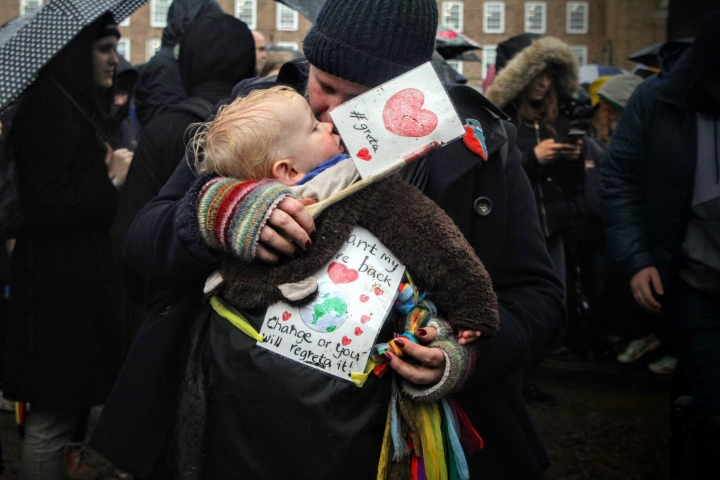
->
[0,0,717,479]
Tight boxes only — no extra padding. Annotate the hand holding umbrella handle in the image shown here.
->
[306,141,441,218]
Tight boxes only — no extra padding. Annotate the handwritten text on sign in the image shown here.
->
[258,226,406,381]
[331,62,464,179]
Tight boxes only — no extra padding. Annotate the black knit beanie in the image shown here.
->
[303,0,438,87]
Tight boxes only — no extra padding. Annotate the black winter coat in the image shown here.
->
[91,65,563,479]
[3,19,121,406]
[601,52,698,288]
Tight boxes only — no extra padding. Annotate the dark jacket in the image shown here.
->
[112,13,256,354]
[601,51,700,288]
[487,37,585,238]
[134,0,223,127]
[91,63,563,479]
[3,15,121,406]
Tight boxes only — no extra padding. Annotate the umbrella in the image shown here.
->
[627,38,693,69]
[275,0,324,23]
[0,0,148,115]
[578,64,628,85]
[435,26,482,60]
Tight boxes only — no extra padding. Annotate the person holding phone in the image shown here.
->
[486,36,585,294]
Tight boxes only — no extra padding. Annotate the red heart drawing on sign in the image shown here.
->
[383,88,438,138]
[359,294,369,303]
[282,311,291,321]
[327,262,359,284]
[360,315,370,324]
[357,148,372,161]
[374,287,384,296]
[342,336,352,346]
[354,327,363,336]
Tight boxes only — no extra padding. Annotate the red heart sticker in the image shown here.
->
[342,336,352,346]
[374,287,384,296]
[359,294,369,303]
[360,315,371,324]
[354,327,363,336]
[282,311,291,321]
[383,88,438,138]
[327,262,359,284]
[356,148,372,161]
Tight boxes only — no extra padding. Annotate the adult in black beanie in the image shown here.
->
[91,0,563,478]
[602,11,720,478]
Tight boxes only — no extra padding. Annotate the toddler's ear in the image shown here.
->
[271,159,303,186]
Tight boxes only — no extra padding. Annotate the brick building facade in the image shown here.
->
[1,0,668,88]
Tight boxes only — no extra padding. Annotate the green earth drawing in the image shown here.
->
[300,282,349,333]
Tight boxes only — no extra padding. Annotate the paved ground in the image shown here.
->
[0,358,675,480]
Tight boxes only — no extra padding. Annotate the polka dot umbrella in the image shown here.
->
[0,0,148,115]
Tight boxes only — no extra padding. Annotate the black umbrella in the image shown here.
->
[0,0,148,114]
[275,0,324,23]
[435,26,481,60]
[628,38,693,69]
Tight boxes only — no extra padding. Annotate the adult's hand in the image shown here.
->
[630,266,664,314]
[558,139,583,161]
[256,197,317,263]
[534,139,562,164]
[105,146,134,188]
[385,327,445,385]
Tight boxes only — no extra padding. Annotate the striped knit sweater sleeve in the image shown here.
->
[177,173,295,262]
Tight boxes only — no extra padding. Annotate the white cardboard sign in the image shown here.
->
[258,226,406,381]
[330,62,465,179]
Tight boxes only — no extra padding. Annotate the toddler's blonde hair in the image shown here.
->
[193,86,297,180]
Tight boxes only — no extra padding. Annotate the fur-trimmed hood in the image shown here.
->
[486,36,579,109]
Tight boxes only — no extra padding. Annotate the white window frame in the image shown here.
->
[116,38,131,60]
[441,2,464,33]
[524,2,547,34]
[482,45,497,81]
[566,2,589,34]
[235,0,257,30]
[19,0,43,15]
[119,16,131,27]
[149,0,170,28]
[571,45,588,65]
[483,2,505,34]
[446,59,464,75]
[146,38,161,62]
[276,4,298,31]
[273,41,299,51]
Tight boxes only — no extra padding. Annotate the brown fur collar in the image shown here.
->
[486,36,579,109]
[220,174,500,337]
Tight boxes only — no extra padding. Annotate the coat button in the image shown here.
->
[473,197,492,216]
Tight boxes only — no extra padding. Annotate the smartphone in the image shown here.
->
[556,128,585,144]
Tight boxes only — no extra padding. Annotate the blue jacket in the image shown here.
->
[601,52,697,288]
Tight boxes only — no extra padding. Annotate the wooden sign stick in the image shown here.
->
[307,141,441,218]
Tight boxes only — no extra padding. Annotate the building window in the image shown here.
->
[571,45,588,65]
[483,2,505,34]
[566,2,589,34]
[236,0,257,30]
[525,2,546,34]
[19,0,43,15]
[274,41,299,51]
[276,4,298,31]
[117,38,131,60]
[441,2,464,32]
[146,38,161,62]
[119,16,131,27]
[150,0,170,28]
[482,44,497,80]
[446,59,464,75]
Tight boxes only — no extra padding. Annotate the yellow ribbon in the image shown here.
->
[210,296,264,342]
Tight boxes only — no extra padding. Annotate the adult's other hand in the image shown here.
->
[385,327,446,385]
[256,197,316,263]
[630,266,664,314]
[534,139,561,164]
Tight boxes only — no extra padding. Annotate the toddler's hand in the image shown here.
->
[457,329,482,345]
